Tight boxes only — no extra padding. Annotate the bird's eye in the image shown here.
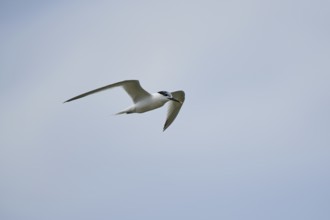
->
[158,91,170,97]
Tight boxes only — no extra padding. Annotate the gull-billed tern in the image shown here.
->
[64,80,185,131]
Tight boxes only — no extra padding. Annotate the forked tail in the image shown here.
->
[115,106,134,115]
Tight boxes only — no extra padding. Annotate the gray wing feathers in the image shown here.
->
[163,90,185,131]
[64,80,150,103]
[121,81,151,103]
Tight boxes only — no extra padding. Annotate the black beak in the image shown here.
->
[169,97,182,104]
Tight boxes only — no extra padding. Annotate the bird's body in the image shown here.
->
[117,93,168,114]
[64,80,185,131]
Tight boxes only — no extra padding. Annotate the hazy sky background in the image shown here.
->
[1,0,330,219]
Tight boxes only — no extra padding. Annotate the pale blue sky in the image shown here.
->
[1,1,330,219]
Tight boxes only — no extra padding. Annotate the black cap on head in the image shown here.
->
[158,91,172,98]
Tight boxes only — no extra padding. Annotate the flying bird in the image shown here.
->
[64,80,185,131]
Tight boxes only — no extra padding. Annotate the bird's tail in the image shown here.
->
[115,106,134,115]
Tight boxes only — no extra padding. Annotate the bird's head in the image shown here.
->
[158,91,182,104]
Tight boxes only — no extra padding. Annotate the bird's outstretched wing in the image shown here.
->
[64,80,151,103]
[163,90,185,131]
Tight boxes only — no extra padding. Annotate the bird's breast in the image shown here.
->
[134,96,167,113]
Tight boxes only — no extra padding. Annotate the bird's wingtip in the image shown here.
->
[63,98,75,103]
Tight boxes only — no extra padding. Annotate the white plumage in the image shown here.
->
[64,80,185,131]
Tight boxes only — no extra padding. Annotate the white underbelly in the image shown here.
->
[135,98,166,113]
